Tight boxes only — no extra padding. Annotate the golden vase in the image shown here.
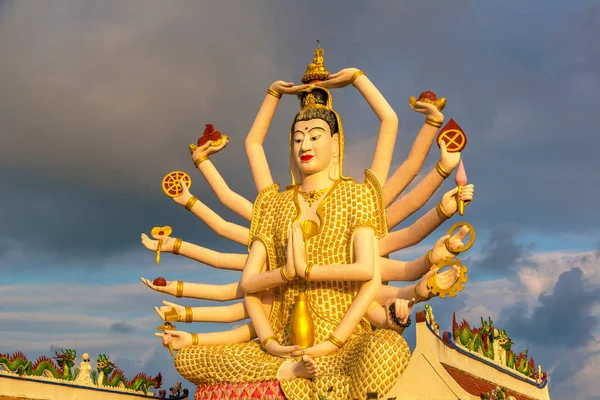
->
[289,292,315,349]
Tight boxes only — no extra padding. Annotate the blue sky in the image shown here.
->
[1,1,599,399]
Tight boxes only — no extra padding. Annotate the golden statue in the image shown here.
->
[142,42,475,399]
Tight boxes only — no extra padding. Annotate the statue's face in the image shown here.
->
[292,119,338,177]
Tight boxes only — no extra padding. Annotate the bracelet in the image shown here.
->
[350,70,366,85]
[176,281,184,298]
[280,267,292,282]
[184,196,198,211]
[267,88,282,99]
[173,238,182,255]
[437,202,452,220]
[304,265,313,282]
[435,162,450,179]
[185,306,193,323]
[414,284,428,302]
[426,250,434,266]
[425,117,443,128]
[194,155,209,168]
[328,334,345,349]
[388,304,413,328]
[191,333,199,345]
[261,335,278,348]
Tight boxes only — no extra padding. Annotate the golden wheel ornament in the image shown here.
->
[162,171,191,198]
[427,257,468,298]
[446,222,476,253]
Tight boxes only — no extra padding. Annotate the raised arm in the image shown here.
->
[314,68,398,184]
[191,139,253,221]
[172,179,249,245]
[382,101,445,207]
[379,184,474,255]
[245,81,308,192]
[386,141,461,229]
[141,234,248,270]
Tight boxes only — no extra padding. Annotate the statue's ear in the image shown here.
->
[332,133,340,158]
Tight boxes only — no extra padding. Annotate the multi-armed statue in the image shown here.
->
[141,43,476,399]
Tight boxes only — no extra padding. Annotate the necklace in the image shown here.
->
[298,186,331,207]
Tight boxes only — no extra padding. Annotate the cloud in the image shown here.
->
[110,321,135,334]
[501,268,600,348]
[472,228,535,275]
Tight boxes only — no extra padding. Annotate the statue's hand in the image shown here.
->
[440,184,474,215]
[154,330,191,351]
[264,341,298,358]
[439,141,461,172]
[292,341,337,358]
[154,300,184,322]
[314,68,360,89]
[173,178,193,207]
[192,138,229,161]
[284,227,297,280]
[140,233,175,253]
[430,226,469,264]
[141,277,178,297]
[385,298,414,333]
[292,224,307,278]
[270,80,309,95]
[410,100,444,121]
[435,265,461,290]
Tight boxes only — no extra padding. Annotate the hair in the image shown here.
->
[293,88,338,135]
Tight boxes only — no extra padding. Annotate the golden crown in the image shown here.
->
[301,40,330,84]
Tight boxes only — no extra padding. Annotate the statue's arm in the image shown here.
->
[175,191,249,245]
[195,159,253,221]
[193,323,257,345]
[141,234,248,271]
[379,255,430,282]
[353,74,399,184]
[240,241,288,293]
[382,115,444,207]
[301,227,376,282]
[379,183,473,255]
[245,88,281,192]
[142,278,244,301]
[329,234,382,342]
[379,206,448,255]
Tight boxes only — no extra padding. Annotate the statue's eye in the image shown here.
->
[310,135,321,141]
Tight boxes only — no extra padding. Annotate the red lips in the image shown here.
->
[301,155,313,162]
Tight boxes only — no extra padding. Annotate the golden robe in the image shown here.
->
[174,170,410,399]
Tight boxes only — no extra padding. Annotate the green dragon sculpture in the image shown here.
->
[0,350,161,395]
[94,353,162,394]
[0,349,77,380]
[452,312,537,378]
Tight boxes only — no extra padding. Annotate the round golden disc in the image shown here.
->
[162,171,191,198]
[427,257,469,298]
[446,222,476,253]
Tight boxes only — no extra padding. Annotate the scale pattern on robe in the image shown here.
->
[174,170,411,399]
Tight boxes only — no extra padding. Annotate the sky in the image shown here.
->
[0,0,599,398]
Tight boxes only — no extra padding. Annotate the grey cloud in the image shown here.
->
[500,267,600,348]
[1,1,599,268]
[473,228,535,275]
[110,321,135,334]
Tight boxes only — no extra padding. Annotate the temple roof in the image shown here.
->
[442,363,538,400]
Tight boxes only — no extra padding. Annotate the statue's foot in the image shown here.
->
[278,355,318,379]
